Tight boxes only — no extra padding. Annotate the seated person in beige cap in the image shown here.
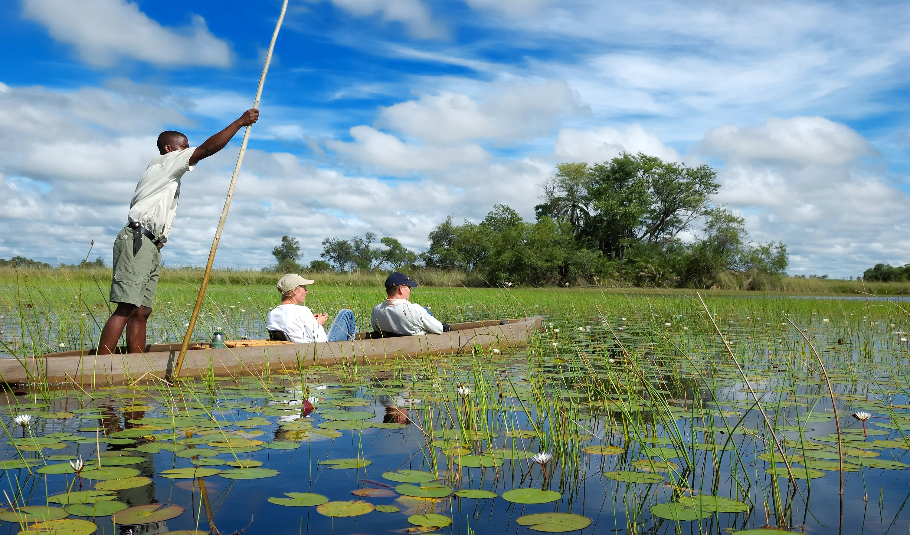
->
[266,274,356,343]
[370,272,445,336]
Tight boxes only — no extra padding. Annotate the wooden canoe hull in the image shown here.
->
[1,317,542,387]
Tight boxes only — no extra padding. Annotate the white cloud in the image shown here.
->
[553,124,680,163]
[376,81,585,144]
[461,0,548,16]
[701,117,876,166]
[309,0,446,39]
[20,0,231,68]
[325,126,491,175]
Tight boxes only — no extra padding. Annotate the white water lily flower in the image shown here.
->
[314,385,328,391]
[533,452,553,465]
[553,328,560,333]
[552,342,558,348]
[664,322,671,327]
[307,396,320,404]
[13,415,31,426]
[70,456,84,472]
[823,318,830,323]
[278,414,300,423]
[852,412,872,421]
[608,359,616,364]
[456,386,472,396]
[578,327,585,332]
[491,349,501,355]
[59,343,66,347]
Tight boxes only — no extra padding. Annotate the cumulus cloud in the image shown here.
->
[704,117,909,277]
[308,0,446,39]
[376,80,586,144]
[20,0,231,68]
[701,116,877,165]
[325,126,491,175]
[553,124,680,163]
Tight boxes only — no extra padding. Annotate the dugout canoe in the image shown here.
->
[3,317,543,387]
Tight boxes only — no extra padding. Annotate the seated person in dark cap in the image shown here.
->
[267,274,356,343]
[370,272,444,336]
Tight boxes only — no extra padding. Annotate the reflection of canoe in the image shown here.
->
[3,317,543,387]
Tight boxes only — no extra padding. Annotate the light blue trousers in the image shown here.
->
[327,309,357,342]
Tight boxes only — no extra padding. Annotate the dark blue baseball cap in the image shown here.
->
[385,272,418,288]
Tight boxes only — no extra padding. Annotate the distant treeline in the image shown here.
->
[279,153,791,289]
[0,256,104,269]
[863,263,910,282]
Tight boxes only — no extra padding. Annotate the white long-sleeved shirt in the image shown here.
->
[370,299,443,336]
[266,304,328,343]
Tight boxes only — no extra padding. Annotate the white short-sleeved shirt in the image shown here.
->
[267,304,328,343]
[127,147,196,243]
[370,299,444,336]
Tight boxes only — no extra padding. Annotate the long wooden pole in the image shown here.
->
[173,0,290,380]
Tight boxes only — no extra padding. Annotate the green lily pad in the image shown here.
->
[268,493,329,507]
[113,504,184,525]
[766,467,825,479]
[218,468,279,479]
[516,513,592,532]
[225,460,262,468]
[80,467,140,480]
[38,463,77,475]
[318,421,373,430]
[395,483,453,498]
[16,518,97,535]
[318,410,374,421]
[383,470,437,483]
[452,454,503,468]
[175,448,219,458]
[0,459,41,470]
[191,458,224,466]
[316,500,375,517]
[651,503,714,521]
[582,445,624,455]
[160,467,221,479]
[408,513,452,528]
[604,471,664,484]
[65,501,128,517]
[351,488,397,497]
[845,457,909,470]
[47,491,116,505]
[372,422,408,430]
[263,442,300,450]
[376,505,399,513]
[0,506,68,523]
[87,456,147,466]
[502,488,561,504]
[678,495,750,513]
[318,458,371,469]
[455,489,498,499]
[94,477,152,491]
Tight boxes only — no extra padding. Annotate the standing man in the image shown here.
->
[97,109,260,355]
[370,272,445,336]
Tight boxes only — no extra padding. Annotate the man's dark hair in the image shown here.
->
[157,130,187,153]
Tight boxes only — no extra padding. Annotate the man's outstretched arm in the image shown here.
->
[189,109,260,166]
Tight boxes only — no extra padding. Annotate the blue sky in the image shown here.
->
[1,0,908,278]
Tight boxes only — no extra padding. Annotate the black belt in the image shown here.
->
[127,222,162,255]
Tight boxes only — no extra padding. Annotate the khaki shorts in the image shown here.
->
[109,226,161,308]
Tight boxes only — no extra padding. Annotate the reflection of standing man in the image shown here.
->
[97,109,260,355]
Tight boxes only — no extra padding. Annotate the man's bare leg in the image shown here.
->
[98,303,136,355]
[125,306,153,354]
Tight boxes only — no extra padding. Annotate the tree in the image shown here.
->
[535,162,591,232]
[321,237,356,272]
[377,237,418,269]
[272,236,302,273]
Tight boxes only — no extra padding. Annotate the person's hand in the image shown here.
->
[314,313,329,326]
[238,108,259,127]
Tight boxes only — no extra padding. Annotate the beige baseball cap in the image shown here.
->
[276,274,315,293]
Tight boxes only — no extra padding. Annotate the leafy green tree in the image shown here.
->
[320,237,355,272]
[308,259,333,272]
[272,235,302,273]
[350,232,379,271]
[863,263,910,282]
[535,162,591,232]
[377,237,418,269]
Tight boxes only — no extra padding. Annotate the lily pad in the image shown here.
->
[47,491,116,505]
[65,501,129,517]
[318,458,371,469]
[94,477,152,491]
[38,463,77,475]
[604,471,664,484]
[678,495,750,513]
[16,519,97,535]
[395,483,453,499]
[651,503,713,521]
[766,467,825,479]
[0,459,41,470]
[376,505,399,513]
[0,506,69,523]
[87,456,147,466]
[408,513,452,528]
[383,470,437,483]
[502,488,561,504]
[455,489,498,499]
[318,410,374,421]
[268,493,329,507]
[262,441,300,450]
[80,467,140,480]
[452,454,503,468]
[516,513,592,532]
[175,449,219,458]
[352,488,398,497]
[316,500,375,518]
[582,445,624,455]
[113,504,184,525]
[160,467,221,479]
[218,468,279,479]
